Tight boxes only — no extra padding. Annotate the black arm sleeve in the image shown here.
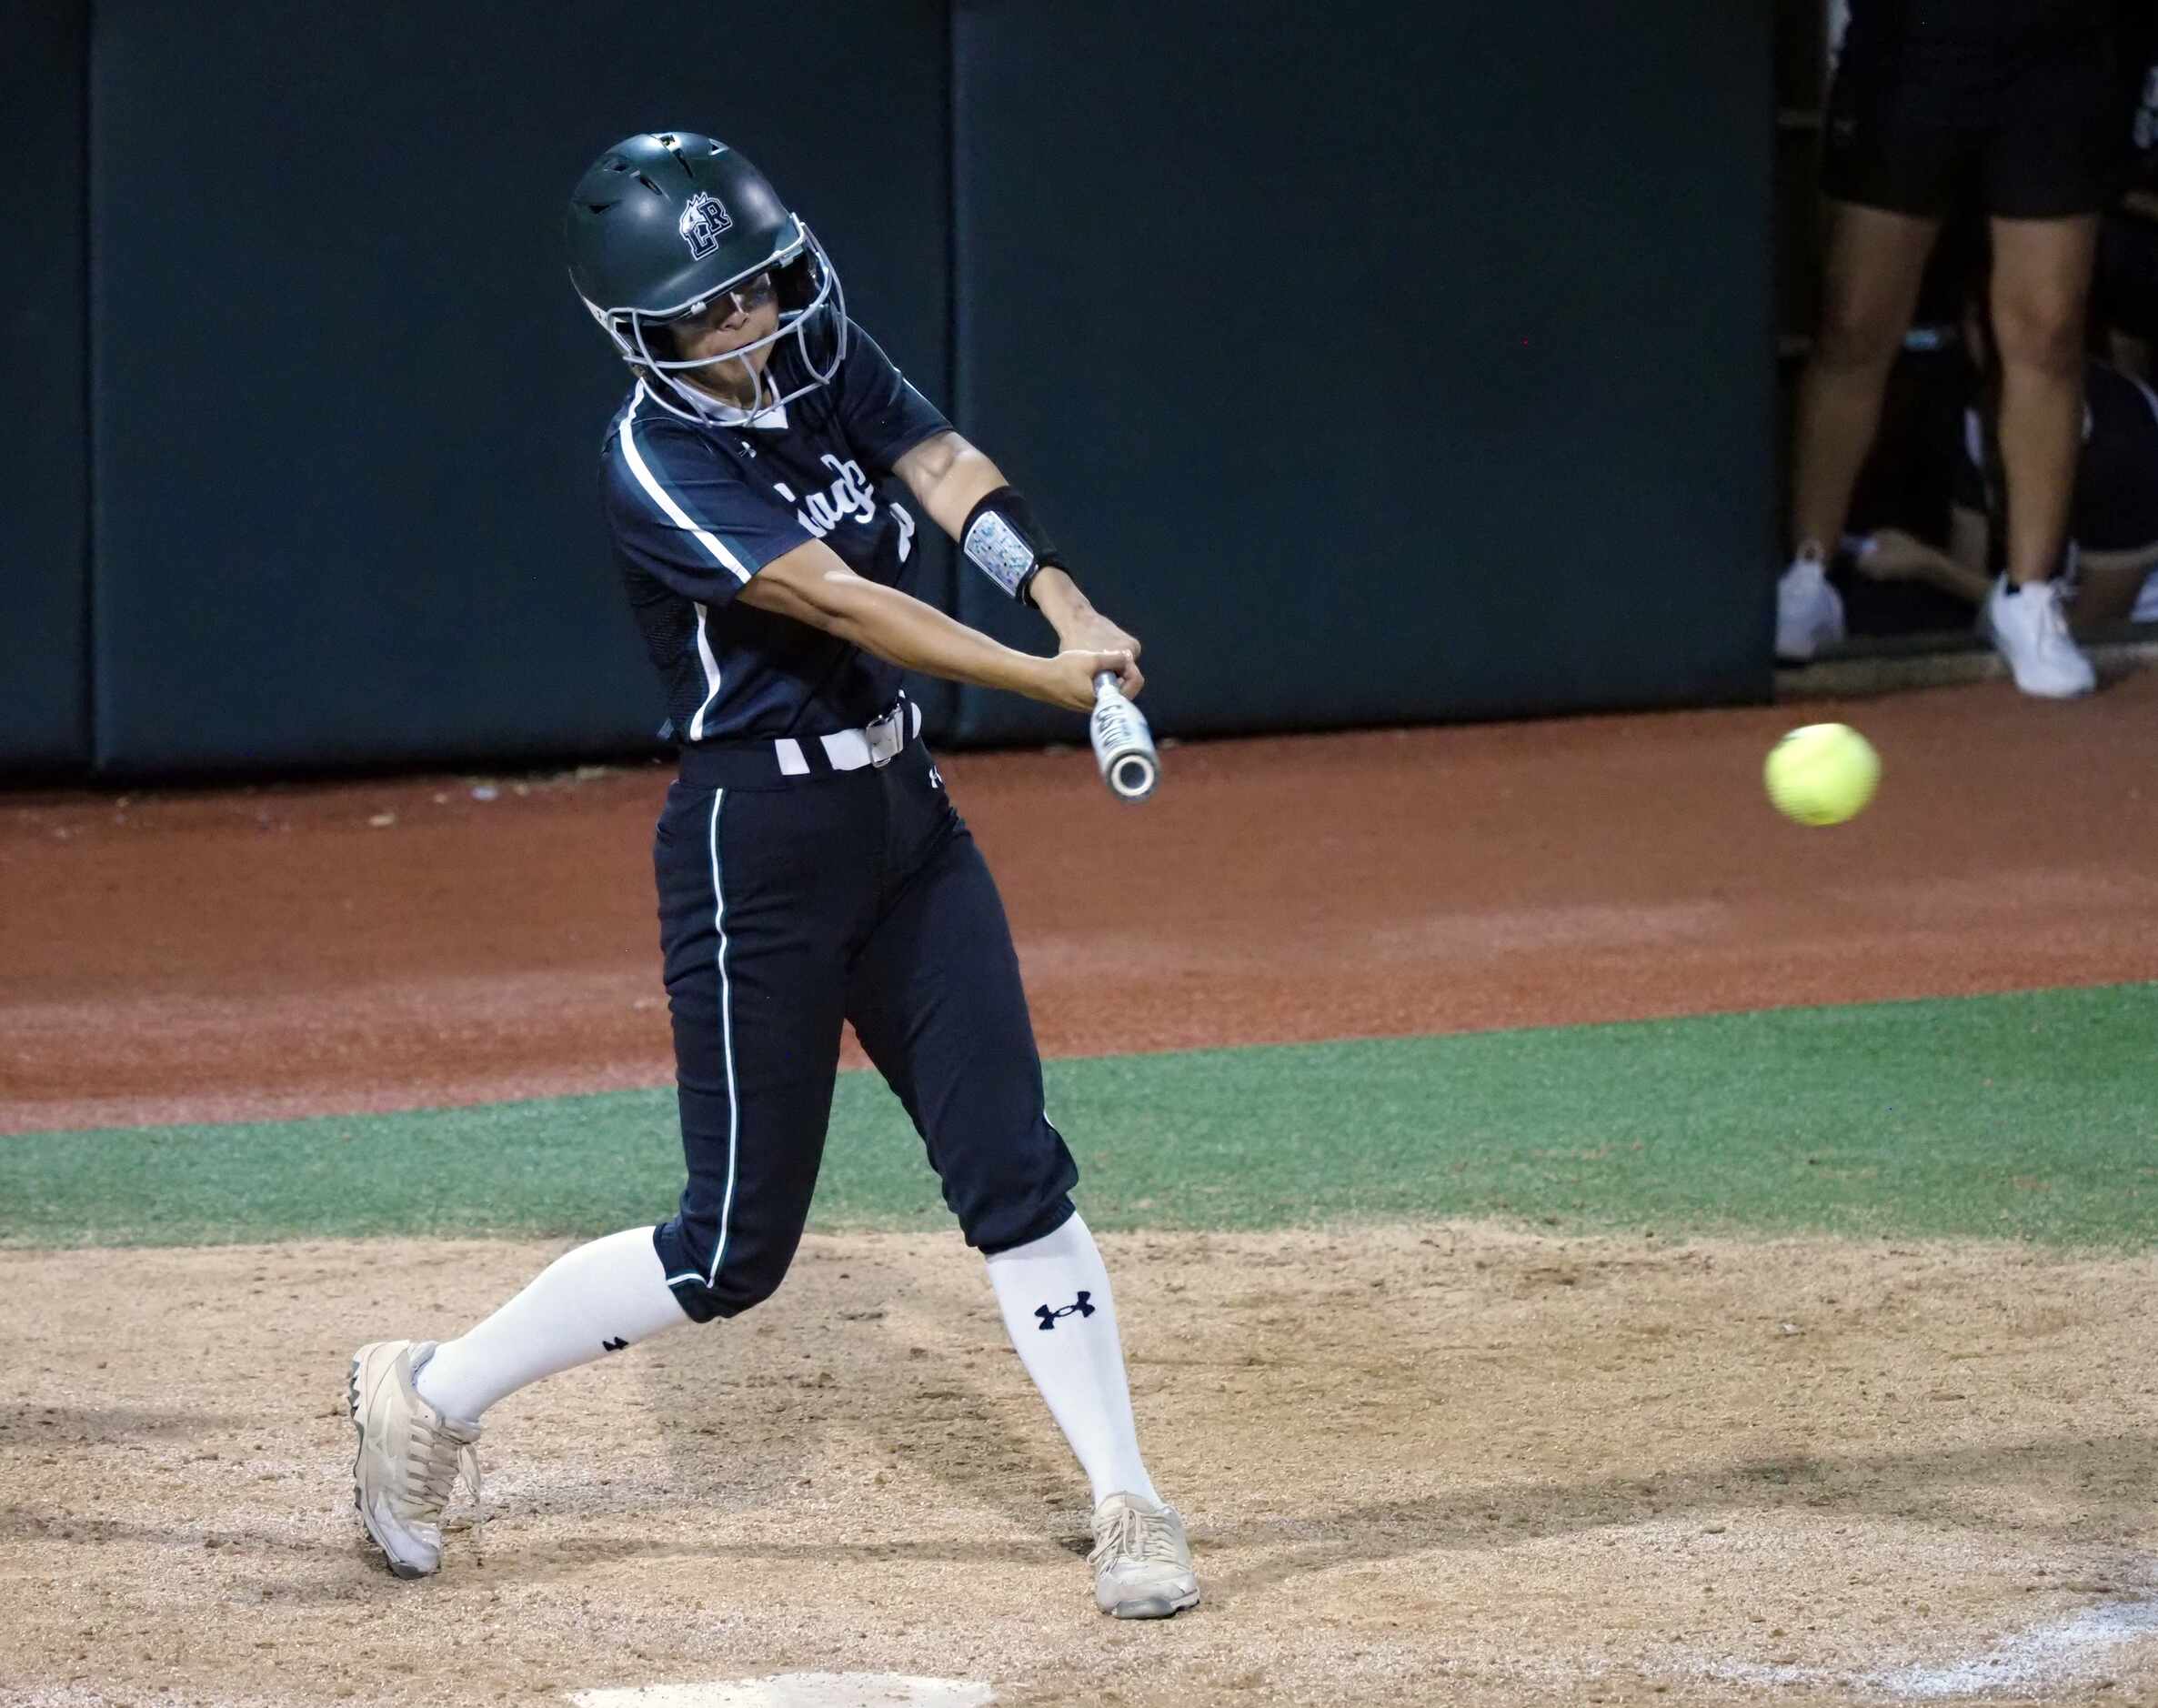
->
[959,485,1064,606]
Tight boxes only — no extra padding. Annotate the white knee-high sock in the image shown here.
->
[985,1210,1159,1507]
[413,1226,688,1422]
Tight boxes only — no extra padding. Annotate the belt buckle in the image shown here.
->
[867,705,902,768]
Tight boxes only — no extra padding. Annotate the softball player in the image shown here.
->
[348,131,1199,1620]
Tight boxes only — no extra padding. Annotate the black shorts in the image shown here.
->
[2097,212,2158,341]
[1823,23,2124,219]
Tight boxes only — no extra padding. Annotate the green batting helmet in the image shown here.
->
[566,131,846,422]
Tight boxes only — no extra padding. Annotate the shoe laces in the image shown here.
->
[1090,1502,1183,1573]
[2035,587,2071,644]
[398,1414,483,1542]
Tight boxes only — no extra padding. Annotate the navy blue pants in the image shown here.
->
[650,735,1078,1322]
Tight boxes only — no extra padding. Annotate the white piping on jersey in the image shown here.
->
[688,604,723,742]
[622,383,744,741]
[621,383,753,584]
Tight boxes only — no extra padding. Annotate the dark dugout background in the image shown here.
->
[1,0,1771,779]
[1,6,92,775]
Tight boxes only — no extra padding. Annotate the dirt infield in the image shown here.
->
[5,1227,2155,1708]
[7,681,2158,1704]
[6,674,2158,1134]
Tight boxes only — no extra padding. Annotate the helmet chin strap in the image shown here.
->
[599,223,848,427]
[669,350,778,424]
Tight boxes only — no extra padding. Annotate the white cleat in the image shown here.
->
[1984,575,2095,698]
[1774,556,1847,662]
[1089,1492,1200,1619]
[347,1339,482,1579]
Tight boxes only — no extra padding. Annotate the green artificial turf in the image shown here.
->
[4,982,2153,1250]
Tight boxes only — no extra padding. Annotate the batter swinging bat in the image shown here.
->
[1090,672,1159,803]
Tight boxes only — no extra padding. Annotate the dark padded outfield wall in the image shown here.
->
[1,5,91,774]
[89,1,950,775]
[946,0,1773,744]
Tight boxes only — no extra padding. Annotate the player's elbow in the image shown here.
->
[797,568,877,640]
[738,550,866,633]
[894,429,965,492]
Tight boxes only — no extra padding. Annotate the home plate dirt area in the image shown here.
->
[6,685,2158,1703]
[5,1226,2157,1707]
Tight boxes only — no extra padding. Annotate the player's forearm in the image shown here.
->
[1027,566,1105,644]
[894,434,1119,645]
[821,574,1047,697]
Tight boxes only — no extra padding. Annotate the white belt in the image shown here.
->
[773,698,920,776]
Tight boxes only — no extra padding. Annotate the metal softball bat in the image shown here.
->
[1089,672,1159,803]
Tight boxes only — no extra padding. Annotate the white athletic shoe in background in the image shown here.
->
[1774,556,1847,662]
[348,1339,483,1578]
[1984,576,2095,698]
[1089,1491,1200,1618]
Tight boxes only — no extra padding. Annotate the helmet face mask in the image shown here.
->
[567,133,848,423]
[593,222,848,422]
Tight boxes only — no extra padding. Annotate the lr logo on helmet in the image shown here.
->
[678,191,733,260]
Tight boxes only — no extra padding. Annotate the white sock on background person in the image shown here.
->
[413,1226,688,1422]
[986,1210,1160,1507]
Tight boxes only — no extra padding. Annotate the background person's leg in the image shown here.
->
[1792,204,1946,560]
[1970,24,2119,695]
[1989,216,2100,587]
[1980,217,2102,697]
[1781,203,1943,658]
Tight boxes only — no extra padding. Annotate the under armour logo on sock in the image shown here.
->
[601,1337,628,1352]
[1034,1291,1095,1330]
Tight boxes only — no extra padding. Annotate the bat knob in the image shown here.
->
[1106,750,1158,801]
[1089,676,1159,803]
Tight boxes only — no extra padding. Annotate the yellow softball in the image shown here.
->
[1763,723,1881,826]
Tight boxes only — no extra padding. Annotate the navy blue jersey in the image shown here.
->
[602,322,950,744]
